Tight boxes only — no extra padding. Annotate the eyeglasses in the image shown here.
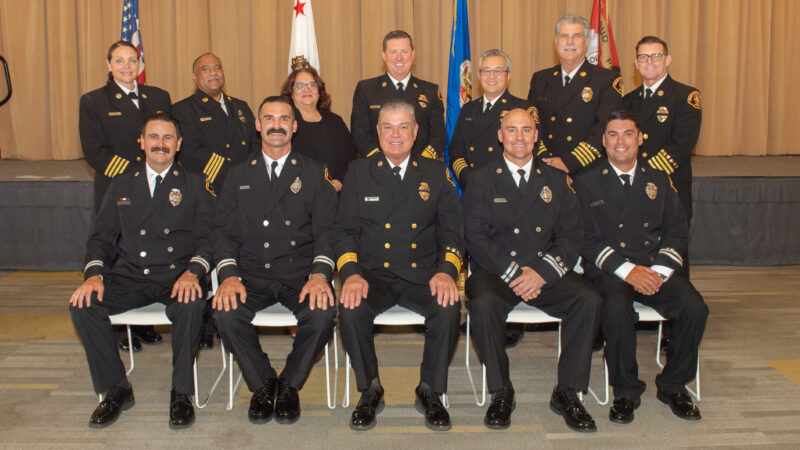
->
[293,81,319,90]
[635,52,666,63]
[479,68,509,75]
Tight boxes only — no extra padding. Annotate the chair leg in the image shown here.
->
[655,321,700,401]
[343,353,351,407]
[125,325,135,376]
[325,329,339,410]
[226,345,237,411]
[587,355,610,405]
[195,342,227,409]
[465,314,486,406]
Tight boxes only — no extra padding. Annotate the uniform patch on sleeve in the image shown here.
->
[612,77,624,96]
[527,106,540,124]
[687,90,702,110]
[324,168,336,188]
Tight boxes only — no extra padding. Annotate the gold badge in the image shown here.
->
[581,87,593,103]
[290,177,302,194]
[657,106,669,123]
[646,182,658,200]
[688,90,702,110]
[173,170,179,176]
[377,161,383,167]
[291,159,297,165]
[418,94,429,109]
[602,169,609,174]
[115,93,122,99]
[169,188,182,206]
[540,186,552,203]
[250,159,257,165]
[418,182,431,201]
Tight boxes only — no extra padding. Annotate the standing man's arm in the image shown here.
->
[647,90,702,175]
[350,82,378,158]
[448,108,471,187]
[79,94,124,176]
[425,88,446,160]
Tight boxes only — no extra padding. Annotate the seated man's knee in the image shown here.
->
[302,306,336,329]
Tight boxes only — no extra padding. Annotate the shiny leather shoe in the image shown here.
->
[505,325,524,348]
[117,336,142,352]
[657,391,701,420]
[88,385,135,428]
[484,386,515,429]
[549,388,597,433]
[169,390,195,430]
[136,327,162,345]
[275,380,301,424]
[248,378,278,424]
[198,334,214,350]
[609,396,640,424]
[414,385,451,431]
[350,385,384,431]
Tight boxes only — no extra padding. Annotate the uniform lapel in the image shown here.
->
[520,161,547,215]
[601,160,628,210]
[622,165,647,220]
[555,60,591,111]
[369,154,403,222]
[491,159,522,208]
[107,82,140,118]
[137,165,176,226]
[264,151,301,215]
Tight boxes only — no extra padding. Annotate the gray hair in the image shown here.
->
[479,49,512,72]
[379,98,416,122]
[555,14,590,38]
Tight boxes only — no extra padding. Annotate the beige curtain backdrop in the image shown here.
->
[0,0,796,160]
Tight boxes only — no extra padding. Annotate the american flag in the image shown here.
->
[121,0,146,84]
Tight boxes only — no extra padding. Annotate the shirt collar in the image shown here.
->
[262,150,291,170]
[609,161,638,183]
[386,154,411,176]
[503,156,533,178]
[145,162,172,180]
[387,72,412,88]
[483,91,506,108]
[643,74,669,92]
[561,64,582,84]
[115,80,138,96]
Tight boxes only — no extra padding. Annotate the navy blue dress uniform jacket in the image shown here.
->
[462,158,581,285]
[573,160,688,279]
[213,151,337,290]
[334,151,464,284]
[79,81,171,209]
[350,74,445,160]
[171,90,261,194]
[83,163,214,285]
[624,76,702,217]
[527,59,623,174]
[448,91,537,188]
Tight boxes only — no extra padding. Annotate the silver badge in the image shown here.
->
[169,188,182,206]
[540,186,552,203]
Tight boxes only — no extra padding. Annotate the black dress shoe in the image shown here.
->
[275,380,301,424]
[505,325,524,348]
[169,390,195,430]
[414,385,451,431]
[350,385,384,431]
[198,334,214,350]
[248,378,278,424]
[592,331,605,352]
[609,396,640,424]
[484,386,515,429]
[117,336,142,352]
[88,385,135,428]
[136,327,162,345]
[657,391,701,420]
[549,388,597,433]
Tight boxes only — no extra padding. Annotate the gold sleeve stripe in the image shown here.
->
[108,156,129,178]
[336,252,358,271]
[422,146,437,159]
[453,158,468,178]
[658,149,678,170]
[207,155,225,183]
[577,144,595,161]
[104,155,120,177]
[445,253,462,272]
[657,155,675,174]
[571,148,590,167]
[116,159,130,177]
[650,156,669,174]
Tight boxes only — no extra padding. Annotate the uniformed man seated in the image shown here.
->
[70,112,214,430]
[335,98,463,431]
[573,109,707,424]
[462,108,602,432]
[211,96,337,426]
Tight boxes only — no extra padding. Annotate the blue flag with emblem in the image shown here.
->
[445,0,471,194]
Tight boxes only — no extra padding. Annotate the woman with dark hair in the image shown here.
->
[78,40,172,350]
[280,67,356,191]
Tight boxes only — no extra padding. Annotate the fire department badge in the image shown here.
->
[169,188,182,206]
[290,177,302,194]
[238,109,246,123]
[418,94,429,109]
[581,87,593,103]
[657,106,669,123]
[418,182,430,201]
[646,182,658,200]
[540,186,552,203]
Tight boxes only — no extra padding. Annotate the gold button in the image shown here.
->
[566,136,572,141]
[285,220,291,226]
[139,229,146,236]
[643,134,649,140]
[470,163,475,167]
[226,144,230,148]
[385,223,391,229]
[411,263,417,268]
[167,247,173,253]
[169,264,176,269]
[163,228,170,234]
[411,223,417,229]
[548,134,553,139]
[620,242,626,248]
[469,146,475,151]
[550,116,556,121]
[566,117,573,123]
[383,262,390,268]
[136,156,141,162]
[264,242,270,248]
[536,227,541,232]
[384,243,391,249]
[242,140,246,145]
[642,152,648,158]
[143,268,150,275]
[488,147,493,152]
[140,251,147,257]
[137,138,141,143]
[411,243,417,249]
[265,263,271,269]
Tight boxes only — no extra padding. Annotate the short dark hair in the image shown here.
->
[603,109,640,133]
[141,112,181,139]
[257,95,296,120]
[280,67,332,113]
[382,30,414,51]
[106,40,139,82]
[635,36,669,55]
[192,52,220,72]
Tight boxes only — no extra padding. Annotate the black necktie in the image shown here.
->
[620,174,631,190]
[270,161,279,186]
[396,82,404,92]
[645,88,653,99]
[128,91,138,100]
[517,169,527,191]
[484,101,493,114]
[152,175,162,198]
[392,166,402,182]
[564,75,571,87]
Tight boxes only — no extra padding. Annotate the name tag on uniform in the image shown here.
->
[369,105,381,109]
[465,117,473,121]
[117,198,131,205]
[239,185,250,190]
[590,200,605,207]
[200,116,212,122]
[364,196,380,202]
[107,112,122,116]
[493,198,507,203]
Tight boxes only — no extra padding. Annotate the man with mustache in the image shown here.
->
[211,96,337,426]
[573,109,707,424]
[462,108,602,432]
[528,14,624,175]
[172,52,261,350]
[351,30,445,160]
[70,112,214,430]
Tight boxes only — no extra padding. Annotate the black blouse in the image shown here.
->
[291,110,357,181]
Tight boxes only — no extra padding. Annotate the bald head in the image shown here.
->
[498,108,538,166]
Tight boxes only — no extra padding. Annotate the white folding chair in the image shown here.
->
[342,305,449,408]
[107,303,227,408]
[224,303,339,410]
[465,302,609,406]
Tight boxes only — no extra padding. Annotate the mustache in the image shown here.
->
[150,146,170,153]
[204,75,223,83]
[266,128,287,135]
[561,45,579,51]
